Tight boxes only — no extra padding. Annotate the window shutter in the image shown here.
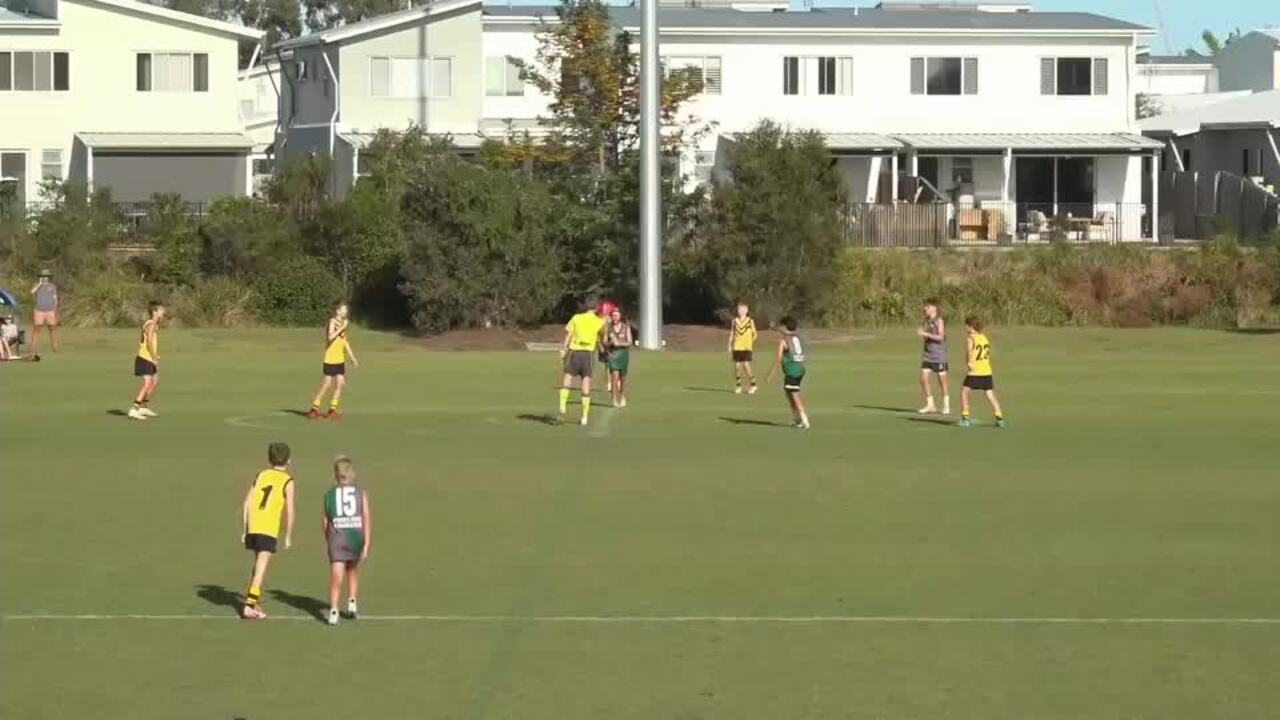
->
[783,56,798,95]
[704,56,722,94]
[136,53,151,91]
[193,53,208,92]
[505,58,523,96]
[1092,57,1108,95]
[33,51,51,91]
[1040,57,1055,95]
[0,53,10,92]
[370,57,389,97]
[910,57,924,95]
[838,57,853,95]
[963,57,978,95]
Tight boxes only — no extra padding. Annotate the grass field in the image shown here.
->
[3,326,1280,718]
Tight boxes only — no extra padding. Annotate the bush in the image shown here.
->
[399,155,566,333]
[252,256,344,325]
[142,194,199,286]
[167,276,255,328]
[199,198,300,279]
[59,267,153,328]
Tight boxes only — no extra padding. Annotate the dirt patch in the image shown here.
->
[413,324,871,351]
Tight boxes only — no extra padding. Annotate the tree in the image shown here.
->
[1185,27,1242,57]
[681,121,845,324]
[1136,93,1162,120]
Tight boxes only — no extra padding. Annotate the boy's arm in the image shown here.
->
[361,491,372,560]
[933,318,946,341]
[561,325,575,357]
[965,335,974,368]
[346,340,359,368]
[763,339,785,383]
[283,481,296,549]
[146,324,158,362]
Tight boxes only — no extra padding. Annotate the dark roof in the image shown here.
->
[483,5,1150,32]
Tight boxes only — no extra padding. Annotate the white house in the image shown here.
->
[1213,30,1280,93]
[1136,51,1217,97]
[276,0,1164,240]
[0,0,263,205]
[1142,89,1280,188]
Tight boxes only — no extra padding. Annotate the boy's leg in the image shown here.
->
[580,375,593,423]
[938,372,951,414]
[347,561,361,605]
[329,562,345,611]
[960,386,972,425]
[244,551,273,617]
[986,390,1004,423]
[743,361,756,391]
[558,372,573,417]
[918,369,936,412]
[328,375,346,414]
[791,391,810,428]
[311,377,332,412]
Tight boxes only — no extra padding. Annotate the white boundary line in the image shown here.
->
[6,613,1280,625]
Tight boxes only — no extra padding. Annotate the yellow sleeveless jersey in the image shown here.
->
[967,332,993,376]
[731,318,757,351]
[136,320,158,362]
[247,468,292,537]
[566,312,605,352]
[323,321,348,364]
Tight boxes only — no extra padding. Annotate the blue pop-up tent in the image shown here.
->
[0,288,19,311]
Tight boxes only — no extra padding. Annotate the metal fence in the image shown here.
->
[1160,171,1280,241]
[843,202,1163,248]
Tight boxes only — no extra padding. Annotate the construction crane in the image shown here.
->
[1151,0,1175,54]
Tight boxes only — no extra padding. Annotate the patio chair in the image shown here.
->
[1087,211,1116,243]
[1022,210,1049,242]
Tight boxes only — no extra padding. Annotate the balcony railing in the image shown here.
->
[843,202,1168,247]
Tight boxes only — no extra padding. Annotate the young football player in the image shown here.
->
[960,316,1005,428]
[323,456,371,626]
[310,301,359,420]
[240,442,296,619]
[764,316,810,429]
[728,302,758,394]
[127,302,165,420]
[917,298,950,415]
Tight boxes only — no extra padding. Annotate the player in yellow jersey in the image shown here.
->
[959,316,1005,428]
[127,302,165,420]
[558,296,606,426]
[310,301,359,420]
[239,442,296,619]
[727,302,758,394]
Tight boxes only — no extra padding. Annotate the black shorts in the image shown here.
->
[244,533,278,553]
[732,350,753,362]
[564,350,594,378]
[963,375,994,391]
[921,361,949,373]
[783,374,804,392]
[323,363,345,377]
[134,357,157,377]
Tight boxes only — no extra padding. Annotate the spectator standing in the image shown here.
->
[30,270,59,353]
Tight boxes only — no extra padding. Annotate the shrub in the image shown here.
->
[252,256,344,326]
[142,194,199,286]
[199,198,300,279]
[167,276,255,328]
[59,267,153,327]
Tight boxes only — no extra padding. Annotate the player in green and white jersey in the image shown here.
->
[764,316,810,429]
[323,456,372,626]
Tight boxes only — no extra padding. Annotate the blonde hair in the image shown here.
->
[334,455,356,483]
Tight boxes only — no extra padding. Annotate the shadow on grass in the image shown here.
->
[195,584,241,609]
[279,408,312,418]
[106,409,129,417]
[1225,328,1280,335]
[903,416,956,427]
[516,413,561,426]
[851,404,915,414]
[268,589,329,622]
[718,416,790,428]
[685,386,735,394]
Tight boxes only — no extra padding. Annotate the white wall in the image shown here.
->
[338,6,482,135]
[481,26,551,126]
[1,0,248,202]
[1136,65,1217,96]
[1214,33,1279,92]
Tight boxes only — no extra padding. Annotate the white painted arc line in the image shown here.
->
[6,614,1280,625]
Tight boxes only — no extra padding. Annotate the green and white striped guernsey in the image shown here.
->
[781,332,806,376]
[324,484,366,551]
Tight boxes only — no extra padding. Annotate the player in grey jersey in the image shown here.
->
[917,298,950,415]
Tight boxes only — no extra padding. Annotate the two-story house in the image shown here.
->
[1,0,261,205]
[278,0,1163,240]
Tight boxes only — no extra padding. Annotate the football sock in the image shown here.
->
[961,412,971,420]
[558,388,570,413]
[995,412,1004,420]
[329,397,340,411]
[245,585,262,608]
[581,396,592,421]
[311,391,324,409]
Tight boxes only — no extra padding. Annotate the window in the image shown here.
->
[136,53,209,93]
[1041,57,1108,96]
[1242,148,1263,176]
[0,51,70,91]
[694,151,714,184]
[295,60,308,81]
[952,157,974,186]
[485,56,524,97]
[370,56,452,98]
[41,149,61,180]
[665,56,722,95]
[0,152,26,203]
[783,56,799,95]
[1181,148,1192,171]
[782,56,851,96]
[911,57,977,96]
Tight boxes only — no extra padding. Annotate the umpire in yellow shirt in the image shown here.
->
[558,296,607,426]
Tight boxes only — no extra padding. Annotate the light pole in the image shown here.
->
[638,0,662,349]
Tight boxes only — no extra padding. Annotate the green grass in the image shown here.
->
[3,326,1280,718]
